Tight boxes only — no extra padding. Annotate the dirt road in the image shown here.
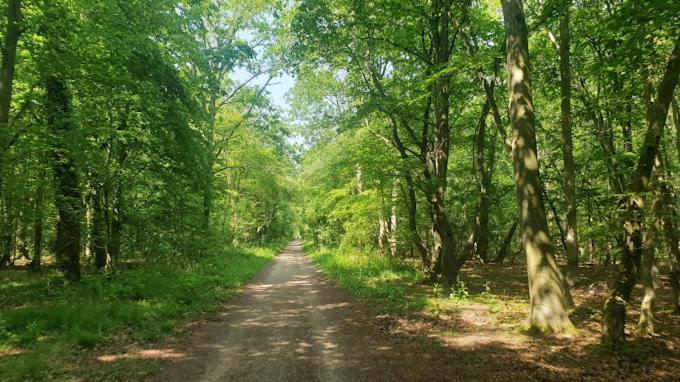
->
[152,241,446,382]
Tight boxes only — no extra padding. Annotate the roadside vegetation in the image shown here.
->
[0,241,283,381]
[306,244,680,379]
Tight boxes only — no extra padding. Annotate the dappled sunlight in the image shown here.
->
[97,348,188,362]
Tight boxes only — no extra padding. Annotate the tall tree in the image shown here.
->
[557,0,579,287]
[500,0,575,333]
[46,76,82,281]
[601,37,680,346]
[0,0,21,139]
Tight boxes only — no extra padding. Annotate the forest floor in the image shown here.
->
[0,243,283,381]
[6,242,678,380]
[305,245,680,381]
[99,241,680,381]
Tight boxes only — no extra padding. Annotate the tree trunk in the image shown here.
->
[108,107,129,263]
[404,171,430,271]
[495,219,518,263]
[16,220,28,261]
[109,182,122,262]
[30,184,43,272]
[389,178,398,257]
[672,98,680,161]
[378,181,387,254]
[429,0,461,290]
[473,101,495,263]
[638,160,663,335]
[203,93,217,231]
[653,152,680,314]
[637,233,657,334]
[558,0,579,287]
[0,203,12,268]
[602,37,680,346]
[0,0,21,145]
[501,0,575,333]
[47,76,82,281]
[90,182,109,270]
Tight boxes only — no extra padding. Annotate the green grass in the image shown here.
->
[0,241,285,381]
[305,244,527,322]
[305,244,430,313]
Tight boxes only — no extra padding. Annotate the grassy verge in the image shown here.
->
[305,243,526,325]
[0,241,285,381]
[305,244,429,313]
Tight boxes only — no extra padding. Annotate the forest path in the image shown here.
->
[151,240,447,382]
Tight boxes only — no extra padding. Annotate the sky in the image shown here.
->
[231,66,307,149]
[231,67,295,113]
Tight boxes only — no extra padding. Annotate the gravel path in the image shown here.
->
[151,241,444,382]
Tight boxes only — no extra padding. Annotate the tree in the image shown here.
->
[46,76,82,280]
[500,0,575,333]
[601,36,680,346]
[557,0,579,287]
[0,0,21,145]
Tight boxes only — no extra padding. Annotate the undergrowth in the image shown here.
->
[0,240,285,381]
[304,244,430,314]
[304,243,526,323]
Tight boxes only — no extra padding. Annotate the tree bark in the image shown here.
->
[47,76,82,281]
[203,93,217,231]
[672,98,680,161]
[495,219,518,263]
[90,182,109,270]
[389,178,398,257]
[0,0,21,139]
[429,0,461,290]
[404,171,430,271]
[601,36,680,346]
[472,101,494,262]
[558,0,579,287]
[501,0,574,333]
[637,155,665,335]
[652,152,680,314]
[108,107,129,263]
[30,184,43,272]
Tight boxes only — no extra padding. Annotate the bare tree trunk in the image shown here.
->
[653,152,680,314]
[403,171,430,271]
[672,98,679,160]
[47,76,82,281]
[495,220,518,263]
[429,0,462,290]
[558,0,579,287]
[389,178,398,257]
[638,158,663,335]
[16,217,28,261]
[501,0,575,333]
[602,37,680,346]
[378,180,387,254]
[473,101,495,263]
[0,0,21,143]
[90,182,109,270]
[203,93,218,231]
[108,108,129,263]
[30,184,43,272]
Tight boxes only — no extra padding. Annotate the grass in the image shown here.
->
[0,241,285,381]
[304,243,527,324]
[305,244,429,313]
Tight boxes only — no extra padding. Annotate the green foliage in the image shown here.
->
[449,280,470,301]
[305,243,427,313]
